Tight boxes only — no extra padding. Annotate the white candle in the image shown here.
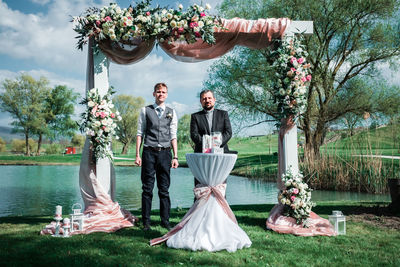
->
[55,205,62,216]
[63,218,70,227]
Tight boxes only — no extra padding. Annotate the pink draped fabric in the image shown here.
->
[96,18,290,65]
[266,204,336,236]
[160,18,291,62]
[41,170,137,236]
[98,37,155,65]
[150,183,237,246]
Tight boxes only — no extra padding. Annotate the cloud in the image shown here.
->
[30,0,51,5]
[0,0,109,75]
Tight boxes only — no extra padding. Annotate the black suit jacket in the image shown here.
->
[190,109,232,153]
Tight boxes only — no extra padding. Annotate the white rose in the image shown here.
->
[101,119,108,125]
[170,20,177,28]
[205,3,211,10]
[89,88,96,94]
[88,101,95,107]
[167,13,173,19]
[155,23,161,28]
[178,4,183,9]
[162,9,167,14]
[117,116,122,121]
[198,21,204,28]
[116,7,121,14]
[280,198,286,205]
[94,121,101,127]
[104,127,110,133]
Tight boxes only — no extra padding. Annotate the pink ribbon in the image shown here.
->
[150,183,238,246]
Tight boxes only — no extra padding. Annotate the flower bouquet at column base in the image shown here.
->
[267,170,336,236]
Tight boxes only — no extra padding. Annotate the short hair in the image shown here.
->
[199,89,215,99]
[154,82,168,92]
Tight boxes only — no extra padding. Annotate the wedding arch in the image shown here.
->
[66,2,333,238]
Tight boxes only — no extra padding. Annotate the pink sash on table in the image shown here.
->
[150,183,236,246]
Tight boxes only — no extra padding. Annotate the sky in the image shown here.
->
[1,0,273,137]
[1,0,398,138]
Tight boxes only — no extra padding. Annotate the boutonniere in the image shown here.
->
[166,112,173,119]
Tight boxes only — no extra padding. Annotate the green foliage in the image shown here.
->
[11,139,35,153]
[70,134,85,148]
[177,114,194,149]
[211,0,400,156]
[0,74,50,155]
[113,94,145,154]
[44,85,79,141]
[0,203,399,266]
[45,144,62,155]
[0,137,5,152]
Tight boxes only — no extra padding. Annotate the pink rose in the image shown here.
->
[111,113,115,118]
[177,27,184,34]
[306,74,312,81]
[301,76,307,82]
[104,16,112,22]
[96,20,101,26]
[194,32,201,38]
[297,57,304,64]
[293,188,299,194]
[290,57,297,64]
[291,196,296,202]
[102,126,106,130]
[290,67,296,72]
[146,11,151,16]
[100,112,106,118]
[95,112,100,117]
[200,12,206,17]
[190,22,198,28]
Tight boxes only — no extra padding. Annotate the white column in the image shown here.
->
[92,50,115,198]
[279,21,313,176]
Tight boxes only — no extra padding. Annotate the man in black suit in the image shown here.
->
[190,89,232,185]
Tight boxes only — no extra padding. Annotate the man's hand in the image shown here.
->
[135,155,142,166]
[171,158,179,169]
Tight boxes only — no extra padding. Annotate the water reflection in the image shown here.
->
[0,165,391,217]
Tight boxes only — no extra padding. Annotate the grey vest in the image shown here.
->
[144,105,173,147]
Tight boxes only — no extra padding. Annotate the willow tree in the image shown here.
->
[206,0,400,158]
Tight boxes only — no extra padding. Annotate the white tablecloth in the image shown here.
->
[166,153,252,252]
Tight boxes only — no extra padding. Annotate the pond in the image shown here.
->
[0,165,391,217]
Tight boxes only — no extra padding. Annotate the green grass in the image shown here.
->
[0,202,399,266]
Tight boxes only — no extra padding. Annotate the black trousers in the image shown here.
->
[141,147,171,225]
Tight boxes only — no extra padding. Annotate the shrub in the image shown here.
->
[0,137,6,152]
[45,143,62,154]
[11,139,35,153]
[71,134,85,148]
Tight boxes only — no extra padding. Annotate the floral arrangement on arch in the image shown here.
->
[278,169,315,226]
[79,87,122,162]
[72,0,221,50]
[271,35,312,120]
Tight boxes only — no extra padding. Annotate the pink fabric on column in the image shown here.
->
[160,18,291,62]
[150,183,237,246]
[266,204,336,236]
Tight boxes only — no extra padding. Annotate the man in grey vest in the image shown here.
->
[135,82,179,231]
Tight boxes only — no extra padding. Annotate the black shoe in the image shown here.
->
[160,222,171,231]
[143,224,151,231]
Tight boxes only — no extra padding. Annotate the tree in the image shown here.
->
[207,0,400,158]
[0,74,49,155]
[45,85,79,141]
[177,114,194,149]
[0,137,5,152]
[71,133,85,149]
[113,94,145,154]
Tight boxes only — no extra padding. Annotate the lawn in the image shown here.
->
[0,202,398,266]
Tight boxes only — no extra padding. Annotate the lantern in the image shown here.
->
[329,210,346,235]
[70,203,84,232]
[62,218,70,237]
